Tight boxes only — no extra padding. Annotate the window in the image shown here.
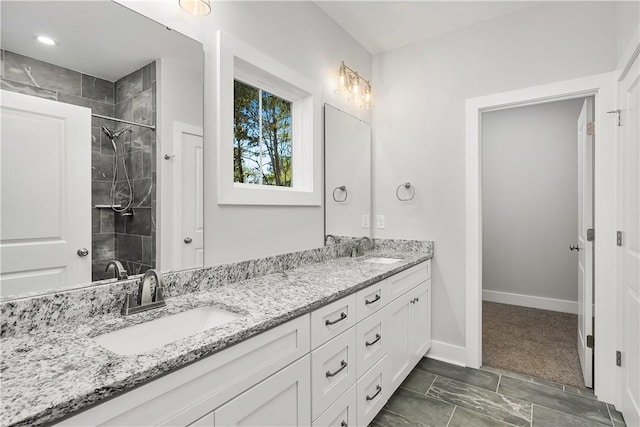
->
[233,80,292,187]
[217,31,321,206]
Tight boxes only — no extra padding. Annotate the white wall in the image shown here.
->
[481,98,584,307]
[372,2,618,348]
[616,1,640,67]
[118,1,372,264]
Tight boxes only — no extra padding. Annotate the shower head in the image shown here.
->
[101,126,131,140]
[101,126,115,140]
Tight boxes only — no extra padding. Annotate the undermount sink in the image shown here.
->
[94,306,243,355]
[362,257,403,264]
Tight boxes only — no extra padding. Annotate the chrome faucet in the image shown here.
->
[105,260,128,280]
[351,236,372,258]
[121,269,167,315]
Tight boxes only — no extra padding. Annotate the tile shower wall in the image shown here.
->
[112,63,157,277]
[0,50,156,281]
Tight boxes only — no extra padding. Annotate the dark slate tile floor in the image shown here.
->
[372,358,627,427]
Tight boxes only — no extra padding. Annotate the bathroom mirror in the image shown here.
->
[324,104,371,242]
[0,1,204,298]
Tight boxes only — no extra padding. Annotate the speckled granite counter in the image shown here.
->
[0,240,432,426]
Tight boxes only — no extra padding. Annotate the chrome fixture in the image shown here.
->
[351,236,371,258]
[106,260,128,280]
[396,182,416,201]
[335,61,374,110]
[101,126,134,214]
[325,234,337,245]
[121,269,167,315]
[179,0,211,16]
[333,185,348,202]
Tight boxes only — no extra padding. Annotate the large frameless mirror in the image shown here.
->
[0,0,204,299]
[324,104,371,243]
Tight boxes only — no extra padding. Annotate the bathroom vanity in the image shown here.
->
[0,240,432,427]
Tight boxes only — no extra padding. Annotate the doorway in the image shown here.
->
[464,72,618,403]
[480,98,592,388]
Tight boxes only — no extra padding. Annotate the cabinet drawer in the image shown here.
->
[356,307,387,378]
[357,355,388,427]
[312,384,356,427]
[356,280,387,322]
[311,327,357,420]
[387,261,430,301]
[311,293,356,349]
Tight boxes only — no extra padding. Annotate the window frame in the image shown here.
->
[217,31,321,205]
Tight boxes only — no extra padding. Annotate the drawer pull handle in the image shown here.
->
[341,422,348,427]
[326,360,348,378]
[365,333,381,347]
[325,312,347,326]
[365,294,381,305]
[366,385,382,401]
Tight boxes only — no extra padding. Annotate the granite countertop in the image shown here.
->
[0,247,432,427]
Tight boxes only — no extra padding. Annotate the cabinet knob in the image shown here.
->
[184,237,193,244]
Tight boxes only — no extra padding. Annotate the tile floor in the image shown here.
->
[371,358,627,427]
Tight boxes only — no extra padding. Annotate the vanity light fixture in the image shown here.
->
[179,0,211,16]
[335,61,374,110]
[34,35,58,46]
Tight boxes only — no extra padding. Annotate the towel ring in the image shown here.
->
[396,182,415,201]
[333,185,348,202]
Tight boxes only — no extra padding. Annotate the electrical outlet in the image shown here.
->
[362,215,370,228]
[377,215,385,229]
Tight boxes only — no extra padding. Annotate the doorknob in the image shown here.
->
[77,248,89,257]
[569,245,581,251]
[184,237,193,244]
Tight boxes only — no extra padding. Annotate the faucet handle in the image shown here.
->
[154,285,165,303]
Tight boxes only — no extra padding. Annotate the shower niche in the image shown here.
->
[0,1,204,296]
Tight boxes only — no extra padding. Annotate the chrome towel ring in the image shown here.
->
[333,185,348,202]
[396,182,415,201]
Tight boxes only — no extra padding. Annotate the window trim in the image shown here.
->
[217,30,321,205]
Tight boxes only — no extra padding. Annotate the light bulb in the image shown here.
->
[364,84,372,103]
[351,73,360,94]
[338,66,347,88]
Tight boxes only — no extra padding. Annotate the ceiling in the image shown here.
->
[1,1,202,82]
[315,1,539,54]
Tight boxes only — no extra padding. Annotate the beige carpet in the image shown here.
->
[482,301,587,388]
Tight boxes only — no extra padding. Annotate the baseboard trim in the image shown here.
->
[483,290,578,314]
[426,340,467,366]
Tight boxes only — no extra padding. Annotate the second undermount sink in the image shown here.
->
[94,306,243,356]
[362,257,403,264]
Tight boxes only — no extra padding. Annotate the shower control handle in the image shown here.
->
[77,248,89,257]
[184,237,193,244]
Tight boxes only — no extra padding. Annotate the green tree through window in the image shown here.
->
[233,80,292,187]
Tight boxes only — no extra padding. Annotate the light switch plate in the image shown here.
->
[376,215,385,229]
[362,215,370,228]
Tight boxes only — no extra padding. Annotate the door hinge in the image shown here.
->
[586,122,595,136]
[587,229,595,242]
[587,335,594,349]
[617,231,623,246]
[616,351,622,366]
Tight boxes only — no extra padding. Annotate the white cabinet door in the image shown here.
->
[214,355,311,427]
[410,281,431,363]
[387,290,413,391]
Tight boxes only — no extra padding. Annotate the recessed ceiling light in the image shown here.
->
[34,35,58,46]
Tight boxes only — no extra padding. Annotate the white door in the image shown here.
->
[173,123,204,269]
[618,52,640,427]
[214,355,310,426]
[577,97,594,388]
[0,90,91,296]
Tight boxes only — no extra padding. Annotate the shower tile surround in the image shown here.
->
[1,50,157,281]
[0,239,432,426]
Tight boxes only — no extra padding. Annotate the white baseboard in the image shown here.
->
[426,340,467,367]
[483,290,578,314]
